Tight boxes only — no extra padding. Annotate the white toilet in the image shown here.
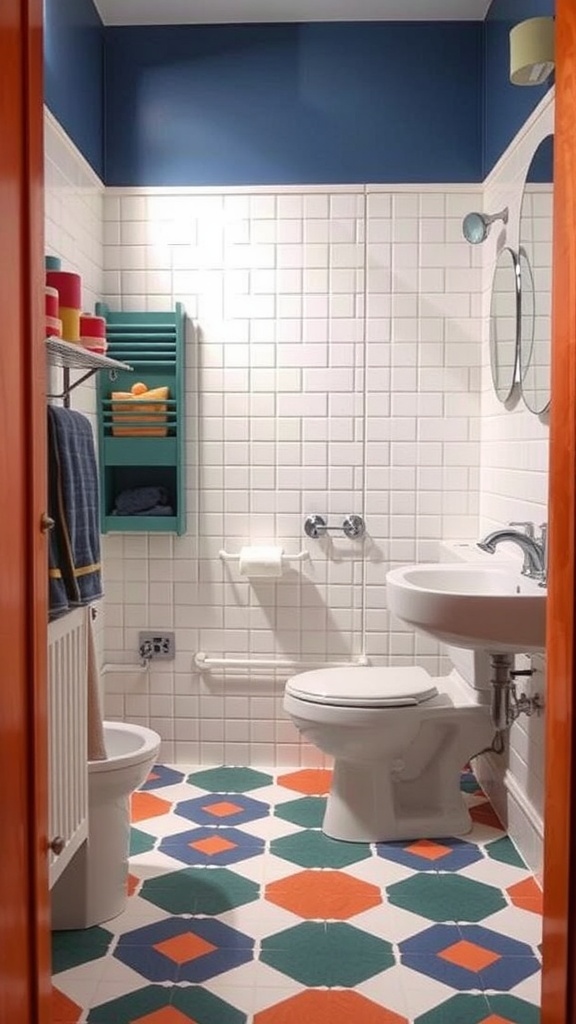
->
[284,658,494,843]
[51,721,161,929]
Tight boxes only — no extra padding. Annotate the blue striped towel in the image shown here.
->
[47,406,103,614]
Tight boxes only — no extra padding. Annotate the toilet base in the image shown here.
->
[51,793,132,929]
[322,757,473,843]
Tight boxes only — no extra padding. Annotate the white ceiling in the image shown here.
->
[93,0,492,27]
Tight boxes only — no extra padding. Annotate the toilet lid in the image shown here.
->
[285,666,438,707]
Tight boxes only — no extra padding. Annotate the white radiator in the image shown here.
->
[48,607,89,888]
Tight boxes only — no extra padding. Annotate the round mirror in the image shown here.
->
[489,246,520,403]
[519,134,553,415]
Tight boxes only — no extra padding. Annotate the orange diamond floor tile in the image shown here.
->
[405,839,454,861]
[153,932,216,964]
[439,939,501,972]
[51,986,82,1023]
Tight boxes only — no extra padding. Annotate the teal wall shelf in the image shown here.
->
[96,303,186,535]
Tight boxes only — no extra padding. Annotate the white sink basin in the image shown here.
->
[386,562,546,653]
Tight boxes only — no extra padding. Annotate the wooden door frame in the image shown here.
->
[0,0,49,1021]
[541,2,576,1022]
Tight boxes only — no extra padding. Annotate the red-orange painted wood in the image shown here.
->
[541,3,576,1024]
[0,1,49,1021]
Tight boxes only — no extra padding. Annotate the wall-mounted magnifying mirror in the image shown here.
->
[489,246,521,404]
[519,134,553,416]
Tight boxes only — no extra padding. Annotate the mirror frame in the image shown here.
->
[518,133,553,417]
[489,245,521,405]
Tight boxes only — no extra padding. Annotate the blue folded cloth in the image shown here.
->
[115,486,168,515]
[47,406,103,616]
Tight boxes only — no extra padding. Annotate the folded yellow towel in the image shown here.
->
[111,384,170,437]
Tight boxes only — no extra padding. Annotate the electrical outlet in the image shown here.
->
[138,631,175,661]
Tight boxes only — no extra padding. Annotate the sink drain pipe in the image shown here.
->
[474,654,544,757]
[491,653,544,731]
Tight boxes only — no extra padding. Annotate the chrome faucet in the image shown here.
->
[477,521,547,585]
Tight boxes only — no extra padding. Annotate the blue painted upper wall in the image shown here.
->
[104,23,482,187]
[44,0,105,179]
[483,0,554,176]
[43,2,555,186]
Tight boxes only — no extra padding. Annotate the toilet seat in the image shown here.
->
[285,666,438,708]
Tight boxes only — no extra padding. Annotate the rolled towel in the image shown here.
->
[115,486,168,515]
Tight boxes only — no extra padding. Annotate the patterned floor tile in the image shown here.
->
[507,878,543,915]
[51,986,84,1023]
[174,792,270,828]
[270,828,372,869]
[158,826,265,866]
[377,836,484,872]
[265,868,382,919]
[113,917,254,983]
[52,926,114,974]
[253,989,408,1024]
[140,866,259,916]
[141,766,186,791]
[86,983,247,1023]
[276,768,332,795]
[274,795,327,829]
[51,765,541,1024]
[387,873,507,922]
[186,766,273,792]
[260,921,394,986]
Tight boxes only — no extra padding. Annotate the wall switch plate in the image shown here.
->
[138,631,175,661]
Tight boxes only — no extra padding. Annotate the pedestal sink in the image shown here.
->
[386,562,546,653]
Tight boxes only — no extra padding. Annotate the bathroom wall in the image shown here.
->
[44,0,105,178]
[99,183,482,765]
[104,22,482,186]
[45,108,104,416]
[483,0,555,175]
[476,91,553,876]
[45,109,105,653]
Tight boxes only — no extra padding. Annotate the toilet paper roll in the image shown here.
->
[238,546,285,578]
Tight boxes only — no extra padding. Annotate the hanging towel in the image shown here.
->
[47,406,103,610]
[87,612,107,762]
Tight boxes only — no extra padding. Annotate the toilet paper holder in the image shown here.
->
[304,514,366,539]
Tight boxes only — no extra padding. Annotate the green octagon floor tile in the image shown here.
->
[274,796,327,829]
[130,827,156,856]
[187,767,273,793]
[486,994,541,1023]
[485,835,527,868]
[270,829,371,869]
[260,921,394,986]
[52,925,114,974]
[87,983,247,1023]
[415,992,539,1024]
[387,873,506,922]
[140,866,260,915]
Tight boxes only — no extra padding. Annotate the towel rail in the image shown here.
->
[194,652,369,671]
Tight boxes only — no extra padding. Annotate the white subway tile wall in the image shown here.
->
[475,94,552,875]
[98,183,482,765]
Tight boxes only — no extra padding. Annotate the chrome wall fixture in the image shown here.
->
[462,208,509,245]
[304,514,366,539]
